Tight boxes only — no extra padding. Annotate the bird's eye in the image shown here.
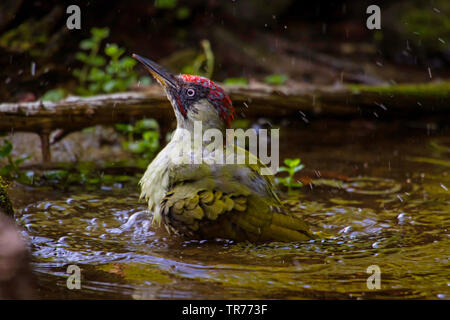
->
[186,88,196,97]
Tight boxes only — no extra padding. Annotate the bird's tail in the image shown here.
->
[261,211,315,242]
[230,206,316,242]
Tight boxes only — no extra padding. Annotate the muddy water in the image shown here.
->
[11,119,450,299]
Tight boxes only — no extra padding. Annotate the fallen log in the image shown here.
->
[1,82,449,132]
[0,82,449,161]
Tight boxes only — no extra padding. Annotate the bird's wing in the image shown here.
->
[159,162,313,242]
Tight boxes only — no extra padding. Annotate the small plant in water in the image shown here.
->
[277,158,304,192]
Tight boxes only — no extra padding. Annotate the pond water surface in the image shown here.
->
[11,119,450,299]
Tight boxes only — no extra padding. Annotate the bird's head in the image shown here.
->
[133,54,235,132]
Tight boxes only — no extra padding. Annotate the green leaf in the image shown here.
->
[14,155,31,166]
[127,141,145,153]
[135,119,159,131]
[43,170,69,181]
[105,64,115,75]
[264,74,288,85]
[277,158,305,190]
[112,80,127,92]
[155,0,177,9]
[277,177,288,187]
[0,163,14,176]
[86,55,106,67]
[18,171,34,185]
[119,57,136,69]
[72,68,82,78]
[75,87,91,96]
[105,44,125,60]
[0,140,13,158]
[88,82,101,93]
[41,88,67,102]
[87,177,100,184]
[176,7,190,19]
[75,52,89,62]
[87,67,106,81]
[105,44,119,57]
[284,158,300,167]
[115,124,133,132]
[103,80,117,92]
[224,77,248,85]
[124,77,138,89]
[139,76,152,86]
[80,39,95,50]
[143,131,159,141]
[91,27,109,40]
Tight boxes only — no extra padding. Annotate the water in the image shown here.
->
[11,119,450,299]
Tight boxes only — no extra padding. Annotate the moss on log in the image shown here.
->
[349,82,450,98]
[0,177,14,218]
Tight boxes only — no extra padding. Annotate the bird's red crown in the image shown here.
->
[181,74,235,127]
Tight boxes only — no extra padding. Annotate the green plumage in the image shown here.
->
[134,56,314,242]
[156,152,314,242]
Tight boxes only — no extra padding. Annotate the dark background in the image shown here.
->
[1,0,449,101]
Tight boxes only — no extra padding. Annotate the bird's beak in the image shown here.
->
[132,53,177,89]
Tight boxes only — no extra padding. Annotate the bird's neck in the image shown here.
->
[165,120,230,166]
[174,99,227,133]
[173,114,227,148]
[170,123,225,147]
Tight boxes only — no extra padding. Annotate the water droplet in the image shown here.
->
[339,226,352,234]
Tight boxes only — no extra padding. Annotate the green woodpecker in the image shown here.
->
[133,54,314,242]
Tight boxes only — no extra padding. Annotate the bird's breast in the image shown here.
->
[139,147,172,225]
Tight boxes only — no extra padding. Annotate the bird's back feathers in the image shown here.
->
[159,161,313,242]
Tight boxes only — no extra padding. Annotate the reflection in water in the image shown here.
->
[12,121,450,299]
